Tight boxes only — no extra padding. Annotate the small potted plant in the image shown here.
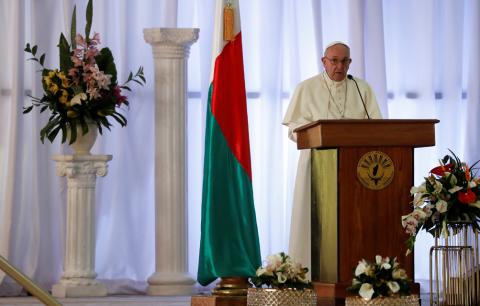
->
[247,252,316,306]
[346,255,419,305]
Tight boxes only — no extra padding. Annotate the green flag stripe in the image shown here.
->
[197,84,261,286]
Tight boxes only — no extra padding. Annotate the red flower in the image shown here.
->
[114,86,127,106]
[457,189,477,204]
[430,163,453,176]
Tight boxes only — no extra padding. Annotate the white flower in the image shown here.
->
[469,181,477,188]
[70,92,87,106]
[359,283,374,300]
[256,267,269,277]
[375,255,391,270]
[266,253,283,271]
[435,199,448,213]
[411,209,427,221]
[387,281,400,293]
[276,272,287,283]
[355,259,368,276]
[410,183,426,195]
[392,257,400,269]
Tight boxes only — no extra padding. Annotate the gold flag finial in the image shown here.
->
[223,2,234,41]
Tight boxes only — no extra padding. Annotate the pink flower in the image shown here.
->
[75,34,86,48]
[90,32,101,45]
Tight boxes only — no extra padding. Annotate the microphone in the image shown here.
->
[347,74,370,119]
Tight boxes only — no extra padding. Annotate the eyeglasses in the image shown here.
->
[324,57,351,66]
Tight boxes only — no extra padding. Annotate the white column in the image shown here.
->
[51,155,112,298]
[143,28,199,296]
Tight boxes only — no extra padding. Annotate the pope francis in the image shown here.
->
[282,41,382,277]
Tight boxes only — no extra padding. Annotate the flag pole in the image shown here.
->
[0,255,62,306]
[212,277,249,296]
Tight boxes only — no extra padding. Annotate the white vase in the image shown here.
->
[68,122,98,155]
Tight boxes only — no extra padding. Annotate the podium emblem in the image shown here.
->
[357,151,394,190]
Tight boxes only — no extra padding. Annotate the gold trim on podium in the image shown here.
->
[311,149,338,283]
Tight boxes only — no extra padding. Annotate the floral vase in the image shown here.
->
[246,288,317,306]
[345,295,419,306]
[67,122,98,155]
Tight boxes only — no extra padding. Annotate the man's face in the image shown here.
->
[322,44,351,82]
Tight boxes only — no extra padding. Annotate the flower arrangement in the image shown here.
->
[23,0,145,144]
[348,255,411,301]
[401,151,480,252]
[249,252,312,290]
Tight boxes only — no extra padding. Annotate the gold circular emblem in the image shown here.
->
[357,151,395,190]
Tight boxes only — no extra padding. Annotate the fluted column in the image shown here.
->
[51,154,112,298]
[144,28,199,296]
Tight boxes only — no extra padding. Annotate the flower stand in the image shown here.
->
[430,222,479,305]
[51,154,111,298]
[246,288,316,306]
[345,295,419,305]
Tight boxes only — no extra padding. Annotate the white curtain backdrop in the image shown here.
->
[1,0,479,295]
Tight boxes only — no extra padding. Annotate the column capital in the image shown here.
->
[52,155,112,178]
[143,28,199,59]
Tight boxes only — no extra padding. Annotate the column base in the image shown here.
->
[147,272,196,296]
[52,282,107,298]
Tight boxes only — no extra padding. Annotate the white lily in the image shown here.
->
[410,183,426,195]
[355,259,368,276]
[276,272,287,283]
[376,255,391,270]
[359,283,374,300]
[256,267,267,277]
[266,253,283,270]
[387,281,400,293]
[70,92,87,106]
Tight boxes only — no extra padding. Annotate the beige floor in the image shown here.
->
[0,296,191,306]
[0,295,433,306]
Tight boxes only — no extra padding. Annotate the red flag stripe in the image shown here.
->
[210,32,252,179]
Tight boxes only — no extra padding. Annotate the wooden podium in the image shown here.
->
[294,119,438,304]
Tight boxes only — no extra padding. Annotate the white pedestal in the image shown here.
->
[51,154,112,298]
[143,28,199,296]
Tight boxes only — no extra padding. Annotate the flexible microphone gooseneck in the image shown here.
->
[347,74,370,119]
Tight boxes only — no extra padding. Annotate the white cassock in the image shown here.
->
[282,71,382,276]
